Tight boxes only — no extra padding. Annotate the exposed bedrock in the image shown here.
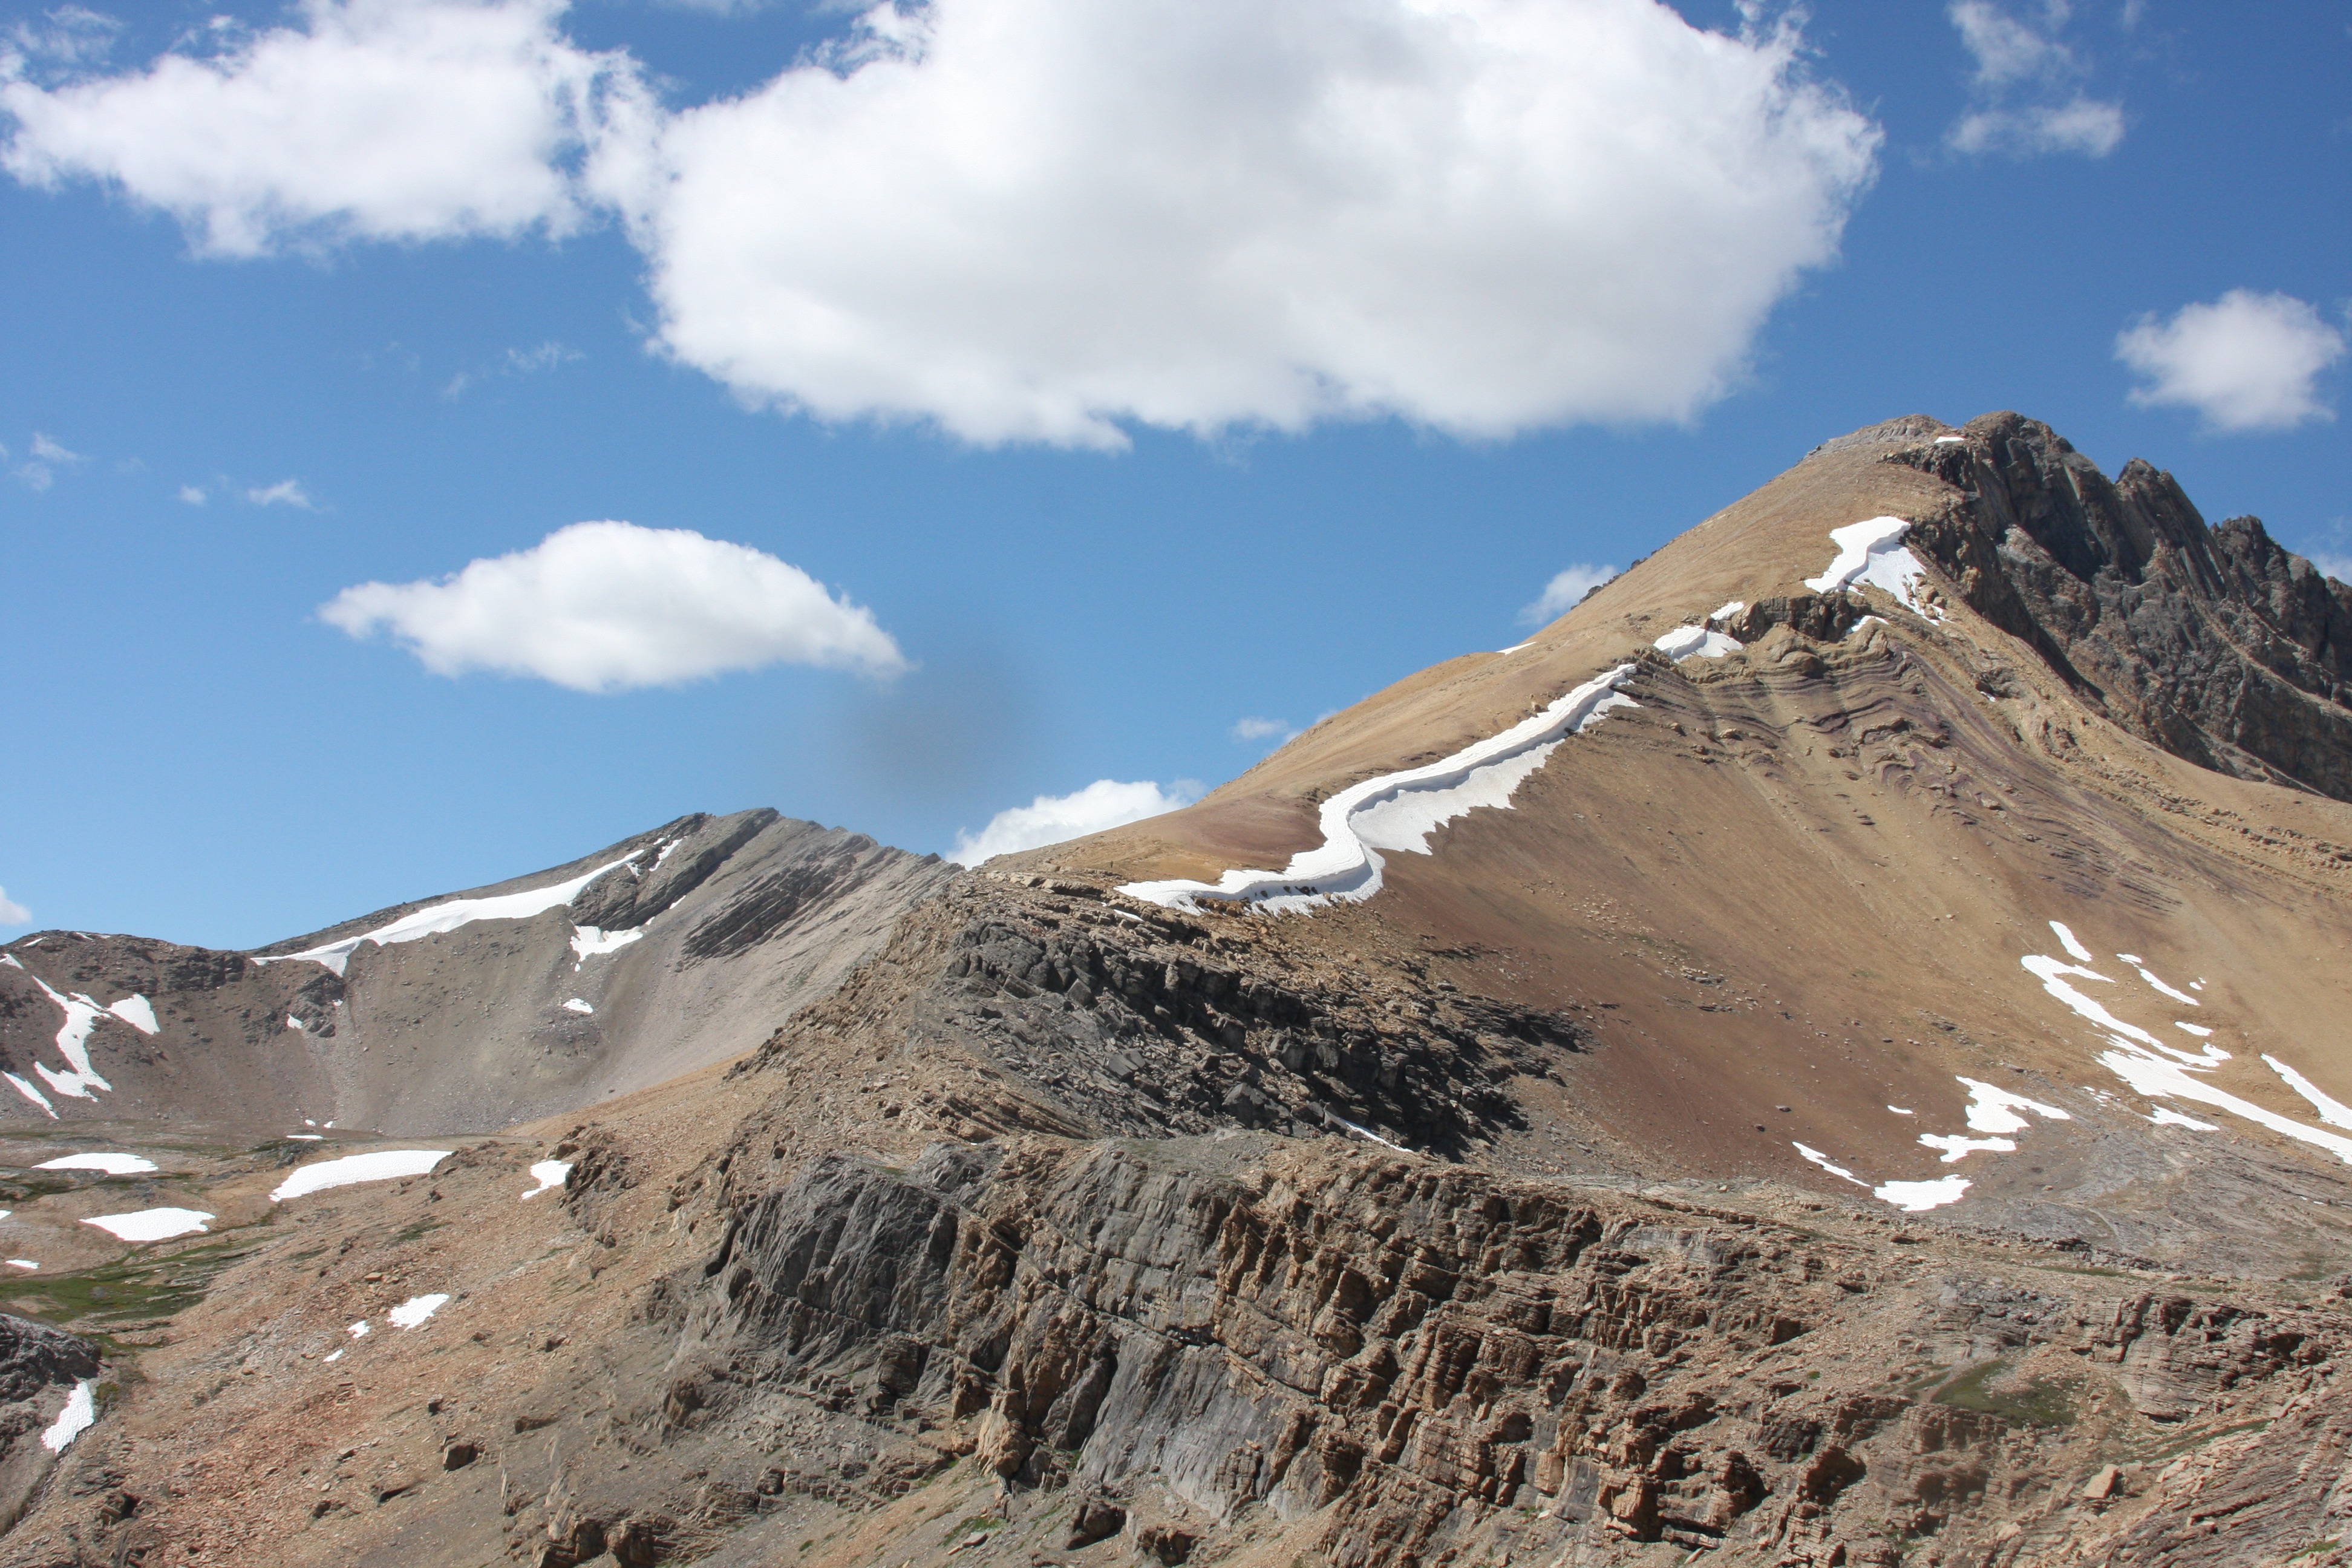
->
[650,1136,2352,1567]
[1890,412,2352,800]
[732,878,1587,1159]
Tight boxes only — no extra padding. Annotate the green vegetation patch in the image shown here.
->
[1932,1359,2077,1427]
[0,1232,266,1351]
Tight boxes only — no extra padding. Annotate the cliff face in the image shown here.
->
[1900,412,2352,800]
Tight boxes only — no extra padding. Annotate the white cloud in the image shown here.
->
[1231,716,1296,743]
[0,0,640,256]
[1520,563,1619,626]
[246,478,315,508]
[2309,552,2352,586]
[0,886,27,926]
[2117,291,2345,433]
[622,0,1880,446]
[949,778,1199,866]
[1944,2,2122,158]
[4,0,1880,448]
[320,519,906,692]
[28,432,80,463]
[177,483,206,504]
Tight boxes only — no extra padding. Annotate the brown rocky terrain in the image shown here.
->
[1,413,2350,1567]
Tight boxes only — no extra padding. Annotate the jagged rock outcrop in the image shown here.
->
[1892,411,2352,799]
[646,1134,2352,1567]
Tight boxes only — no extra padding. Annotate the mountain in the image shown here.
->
[3,413,2351,1568]
[0,809,952,1134]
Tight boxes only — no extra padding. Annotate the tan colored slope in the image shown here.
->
[1040,414,2352,1261]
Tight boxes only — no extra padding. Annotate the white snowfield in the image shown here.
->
[4,1073,53,1118]
[40,1382,93,1452]
[1805,516,1944,621]
[36,1152,157,1175]
[569,924,644,967]
[270,1149,452,1203]
[1120,664,1641,913]
[82,1207,212,1242]
[273,852,643,976]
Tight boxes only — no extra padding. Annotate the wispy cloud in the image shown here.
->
[1231,716,1295,744]
[1520,563,1619,627]
[1944,2,2124,158]
[12,431,84,491]
[0,885,28,926]
[177,483,206,505]
[2117,290,2345,433]
[444,340,584,399]
[246,478,315,508]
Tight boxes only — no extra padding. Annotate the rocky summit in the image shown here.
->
[3,413,2352,1568]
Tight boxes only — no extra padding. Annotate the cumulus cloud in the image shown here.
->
[0,886,27,926]
[2117,291,2345,433]
[2,0,1880,448]
[1520,563,1620,626]
[624,0,1880,446]
[1231,716,1293,743]
[949,778,1198,866]
[0,0,640,256]
[321,519,906,691]
[246,478,315,508]
[1944,2,2123,158]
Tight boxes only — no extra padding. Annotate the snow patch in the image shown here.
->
[40,1382,93,1452]
[520,1160,570,1200]
[2174,1022,2213,1037]
[1804,516,1943,619]
[387,1293,449,1328]
[36,1152,157,1175]
[273,853,641,975]
[1887,1105,1915,1115]
[322,1349,342,1362]
[561,998,593,1015]
[348,1321,369,1338]
[1793,1143,1868,1187]
[5,1260,35,1270]
[28,979,115,1099]
[2264,1055,2352,1130]
[1876,1176,1971,1211]
[1957,1077,2071,1134]
[2148,1107,2219,1131]
[82,1207,211,1242]
[2020,956,2223,1066]
[569,925,643,968]
[2132,965,2199,1006]
[1934,435,1967,445]
[270,1149,451,1203]
[0,954,18,969]
[106,996,157,1034]
[1332,1117,1412,1154]
[2048,921,2093,962]
[1708,600,1746,623]
[1120,664,1639,913]
[5,1074,56,1119]
[1653,624,1743,662]
[1918,1134,2015,1163]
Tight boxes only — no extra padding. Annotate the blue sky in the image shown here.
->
[1,0,2344,949]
